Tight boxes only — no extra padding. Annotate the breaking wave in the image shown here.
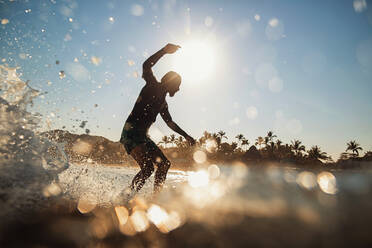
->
[0,65,68,221]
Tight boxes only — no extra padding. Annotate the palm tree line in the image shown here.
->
[157,130,370,164]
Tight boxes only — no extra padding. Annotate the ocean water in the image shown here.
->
[1,65,372,247]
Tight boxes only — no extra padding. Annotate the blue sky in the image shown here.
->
[1,0,372,160]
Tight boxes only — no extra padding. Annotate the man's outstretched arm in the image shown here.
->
[142,43,181,83]
[160,105,195,145]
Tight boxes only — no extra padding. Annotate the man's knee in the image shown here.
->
[155,156,170,171]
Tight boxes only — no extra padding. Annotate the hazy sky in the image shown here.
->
[1,0,372,160]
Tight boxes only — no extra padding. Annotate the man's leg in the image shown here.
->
[130,144,155,193]
[145,141,171,193]
[154,155,171,193]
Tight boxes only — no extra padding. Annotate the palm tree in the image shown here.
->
[215,131,227,150]
[169,134,176,147]
[159,135,169,148]
[346,140,363,157]
[175,136,185,148]
[267,141,275,155]
[199,131,212,145]
[217,130,227,142]
[291,139,305,156]
[235,134,245,146]
[231,142,238,152]
[212,133,222,149]
[266,131,277,143]
[307,146,328,162]
[241,139,250,150]
[255,136,264,149]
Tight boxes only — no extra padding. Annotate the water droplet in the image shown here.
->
[127,60,135,66]
[91,56,102,66]
[1,19,9,25]
[59,71,65,79]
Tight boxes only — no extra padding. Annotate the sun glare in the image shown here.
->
[171,40,216,83]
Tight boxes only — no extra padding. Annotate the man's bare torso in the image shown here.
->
[125,83,167,132]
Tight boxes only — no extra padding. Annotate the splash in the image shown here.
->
[0,65,68,222]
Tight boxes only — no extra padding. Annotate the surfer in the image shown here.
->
[120,43,195,194]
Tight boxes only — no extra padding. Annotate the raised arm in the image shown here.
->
[160,103,195,145]
[142,43,181,83]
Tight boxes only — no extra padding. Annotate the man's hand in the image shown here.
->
[185,135,196,146]
[163,43,181,54]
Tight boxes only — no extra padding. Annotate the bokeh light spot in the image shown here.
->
[193,150,207,164]
[77,196,97,214]
[130,210,149,232]
[115,206,129,226]
[353,0,367,13]
[317,172,337,194]
[268,76,283,93]
[266,18,284,40]
[131,4,144,16]
[246,106,258,120]
[1,19,9,25]
[297,171,317,190]
[208,164,220,179]
[91,56,102,66]
[205,139,217,153]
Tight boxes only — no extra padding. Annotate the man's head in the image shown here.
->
[161,71,181,97]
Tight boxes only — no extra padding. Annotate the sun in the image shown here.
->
[171,40,216,83]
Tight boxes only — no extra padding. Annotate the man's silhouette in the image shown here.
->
[120,43,195,194]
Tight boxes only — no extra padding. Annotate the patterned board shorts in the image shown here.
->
[120,123,158,154]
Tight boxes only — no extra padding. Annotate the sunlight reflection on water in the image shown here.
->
[52,162,372,241]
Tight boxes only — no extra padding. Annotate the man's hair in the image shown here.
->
[161,71,181,86]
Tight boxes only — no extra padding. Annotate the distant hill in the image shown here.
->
[41,130,132,165]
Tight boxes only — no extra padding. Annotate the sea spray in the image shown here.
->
[0,65,69,222]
